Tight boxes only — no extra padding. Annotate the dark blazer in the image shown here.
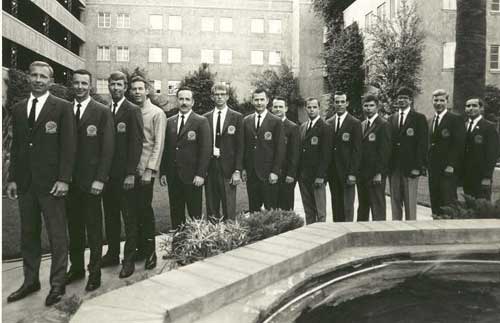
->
[326,113,362,181]
[282,118,300,179]
[428,111,466,173]
[8,94,76,194]
[243,112,285,181]
[109,99,144,180]
[463,117,500,180]
[359,115,392,181]
[73,99,115,192]
[298,118,332,180]
[203,107,244,179]
[161,112,212,184]
[389,109,429,175]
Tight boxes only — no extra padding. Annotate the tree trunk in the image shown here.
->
[453,0,487,115]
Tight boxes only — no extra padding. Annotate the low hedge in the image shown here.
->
[434,195,500,219]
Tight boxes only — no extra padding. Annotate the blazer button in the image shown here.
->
[29,143,33,147]
[253,146,256,149]
[176,147,179,150]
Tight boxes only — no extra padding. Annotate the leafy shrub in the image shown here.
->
[434,194,500,219]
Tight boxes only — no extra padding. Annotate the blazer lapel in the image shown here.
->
[32,94,54,133]
[78,100,94,128]
[178,112,194,139]
[363,116,379,139]
[221,109,231,134]
[207,110,214,135]
[300,123,307,141]
[114,100,128,123]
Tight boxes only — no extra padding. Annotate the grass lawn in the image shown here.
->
[2,182,249,259]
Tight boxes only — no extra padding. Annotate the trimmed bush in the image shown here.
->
[434,194,500,219]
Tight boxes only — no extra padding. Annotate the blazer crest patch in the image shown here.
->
[264,131,272,140]
[117,122,126,133]
[474,134,483,144]
[368,133,376,142]
[227,125,236,135]
[342,132,350,142]
[311,136,319,145]
[87,125,98,137]
[406,128,414,136]
[441,129,450,138]
[188,130,197,140]
[45,121,57,134]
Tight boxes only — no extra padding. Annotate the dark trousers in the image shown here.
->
[246,168,278,212]
[463,176,492,201]
[298,179,326,224]
[18,186,68,289]
[103,178,137,262]
[67,186,102,274]
[277,179,296,211]
[357,177,387,221]
[428,169,458,215]
[328,171,355,222]
[135,178,156,255]
[167,173,203,230]
[206,158,237,220]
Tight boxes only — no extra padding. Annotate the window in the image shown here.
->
[97,45,110,61]
[365,12,373,31]
[493,0,500,12]
[116,46,129,62]
[201,49,214,64]
[250,50,264,65]
[490,45,499,70]
[167,81,181,96]
[201,17,214,31]
[443,42,456,69]
[323,26,329,43]
[96,79,108,94]
[168,15,182,30]
[269,19,282,34]
[167,48,182,63]
[149,48,162,63]
[377,3,386,20]
[269,51,281,66]
[98,12,110,28]
[251,18,264,33]
[149,15,163,30]
[117,13,130,28]
[219,50,232,65]
[390,0,396,18]
[443,0,457,10]
[220,17,232,32]
[153,80,162,94]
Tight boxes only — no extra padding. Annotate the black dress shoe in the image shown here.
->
[119,261,135,278]
[65,270,85,285]
[45,287,65,306]
[101,253,120,267]
[144,253,157,270]
[7,282,41,303]
[85,274,101,292]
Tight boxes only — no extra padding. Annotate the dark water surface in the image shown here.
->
[296,276,500,323]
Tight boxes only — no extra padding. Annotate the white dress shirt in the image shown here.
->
[467,115,482,132]
[213,105,228,156]
[73,96,91,117]
[335,111,348,132]
[27,91,50,121]
[307,115,321,130]
[255,109,268,128]
[398,107,411,127]
[111,96,126,115]
[177,109,192,134]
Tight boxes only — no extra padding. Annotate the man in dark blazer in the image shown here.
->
[326,92,362,222]
[462,97,499,200]
[428,89,466,216]
[389,87,428,221]
[298,98,331,224]
[160,87,211,229]
[6,61,76,306]
[271,96,299,210]
[64,70,114,292]
[203,83,243,220]
[357,94,392,221]
[242,88,286,212]
[101,71,144,278]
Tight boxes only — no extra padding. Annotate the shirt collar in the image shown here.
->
[29,91,50,105]
[469,115,482,124]
[214,105,228,115]
[74,96,91,109]
[282,116,287,122]
[336,111,348,120]
[113,96,126,108]
[368,113,378,124]
[309,115,321,127]
[179,109,192,120]
[255,109,268,119]
[435,109,447,118]
[399,107,411,115]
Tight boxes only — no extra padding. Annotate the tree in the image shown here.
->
[453,0,487,115]
[251,64,303,123]
[324,22,365,118]
[485,84,500,123]
[366,0,425,111]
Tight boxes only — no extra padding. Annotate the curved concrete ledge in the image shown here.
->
[70,219,500,323]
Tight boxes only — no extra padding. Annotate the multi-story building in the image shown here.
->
[343,0,500,116]
[2,0,87,82]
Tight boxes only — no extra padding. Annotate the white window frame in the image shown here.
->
[268,19,282,34]
[219,50,232,65]
[490,45,500,70]
[377,2,387,20]
[167,81,181,96]
[443,42,456,69]
[201,49,214,64]
[116,13,130,28]
[149,15,163,30]
[220,17,232,32]
[116,46,129,62]
[251,18,265,33]
[149,48,162,63]
[98,12,111,28]
[492,0,500,12]
[269,50,281,66]
[201,17,214,32]
[168,15,182,31]
[443,0,457,10]
[365,12,372,31]
[97,45,110,61]
[323,26,329,44]
[96,79,108,94]
[167,48,182,63]
[390,0,396,18]
[250,50,264,65]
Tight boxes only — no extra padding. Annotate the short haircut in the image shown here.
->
[432,89,449,100]
[72,69,92,84]
[253,87,269,98]
[306,97,320,108]
[466,97,484,108]
[396,87,413,98]
[273,96,287,105]
[211,82,229,94]
[333,91,349,101]
[362,94,379,104]
[108,71,128,85]
[176,86,194,97]
[29,61,54,78]
[130,75,149,88]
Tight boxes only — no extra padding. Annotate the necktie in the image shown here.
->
[365,120,371,133]
[28,98,38,130]
[336,117,340,134]
[399,111,404,129]
[76,103,82,124]
[256,114,261,130]
[112,102,117,115]
[467,120,473,134]
[178,115,185,135]
[215,111,221,148]
[433,115,440,134]
[307,120,312,132]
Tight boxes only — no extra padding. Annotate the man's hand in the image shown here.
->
[241,169,247,182]
[6,182,18,200]
[269,172,278,184]
[50,181,69,197]
[410,169,420,177]
[347,175,356,185]
[90,181,104,195]
[160,175,168,186]
[123,175,135,190]
[141,169,152,185]
[314,178,324,188]
[230,171,241,186]
[372,173,382,185]
[285,176,295,184]
[444,166,454,175]
[481,178,492,187]
[193,176,205,187]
